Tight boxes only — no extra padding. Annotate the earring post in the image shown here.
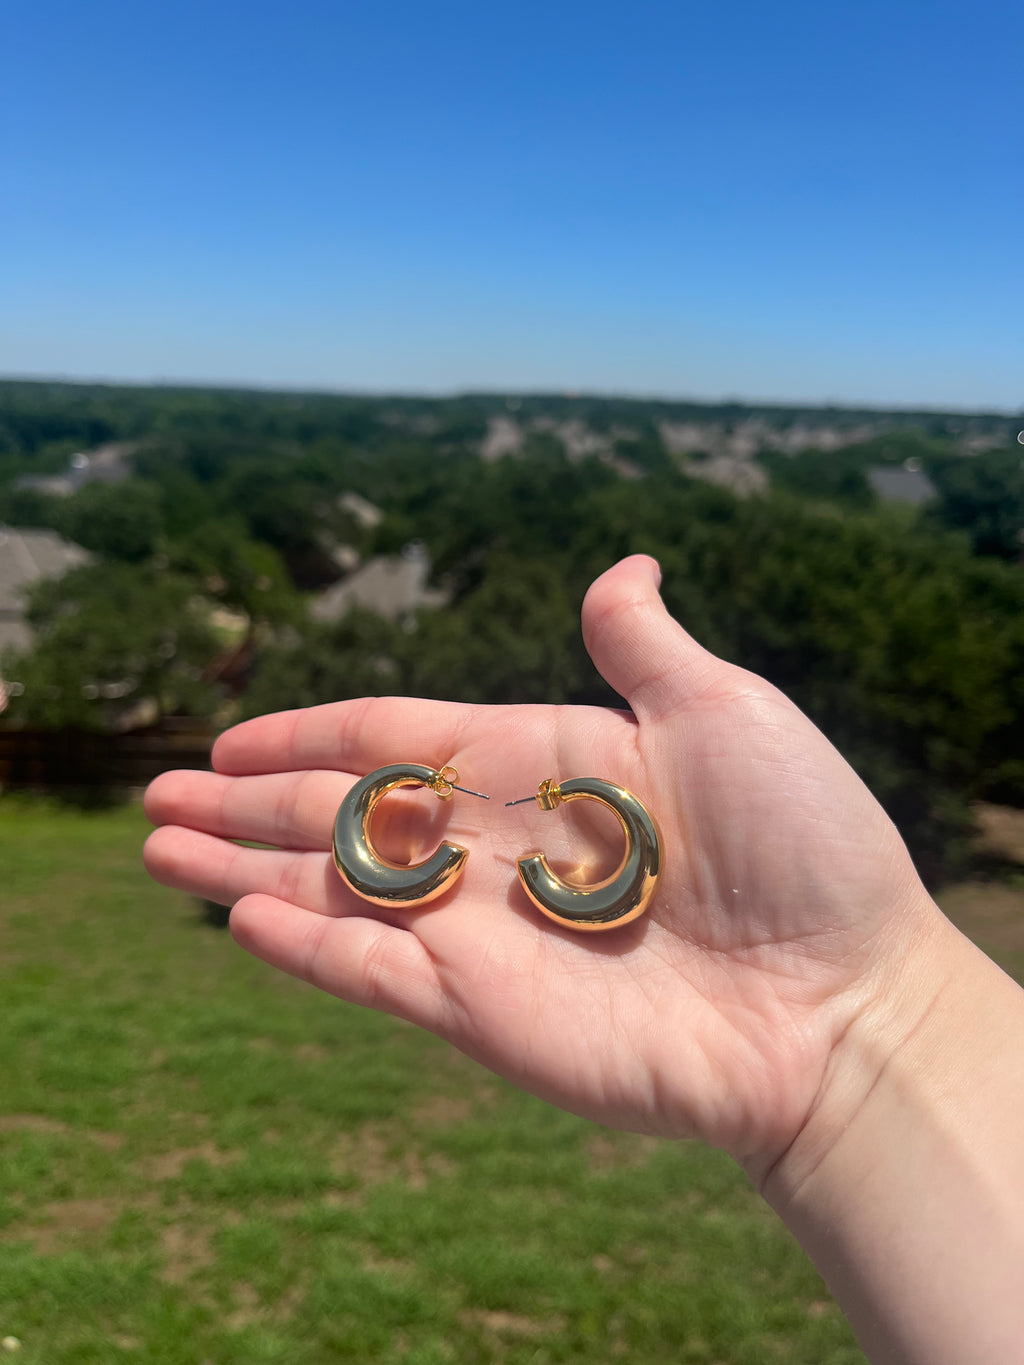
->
[431,766,490,800]
[506,780,561,810]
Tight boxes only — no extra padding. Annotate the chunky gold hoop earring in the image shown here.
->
[333,764,488,908]
[505,778,662,932]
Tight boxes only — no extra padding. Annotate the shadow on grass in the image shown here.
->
[197,897,232,929]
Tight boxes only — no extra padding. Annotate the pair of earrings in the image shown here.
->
[332,763,662,933]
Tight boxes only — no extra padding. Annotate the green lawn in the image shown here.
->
[1,797,868,1364]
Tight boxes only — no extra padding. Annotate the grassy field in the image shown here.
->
[2,799,1021,1364]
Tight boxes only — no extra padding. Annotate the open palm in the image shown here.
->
[145,556,936,1172]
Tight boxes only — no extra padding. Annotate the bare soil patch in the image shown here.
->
[330,1123,456,1189]
[160,1220,216,1283]
[586,1130,665,1170]
[25,1196,126,1253]
[973,802,1024,864]
[937,881,1024,955]
[411,1094,474,1126]
[0,1114,123,1150]
[460,1308,566,1338]
[144,1142,243,1181]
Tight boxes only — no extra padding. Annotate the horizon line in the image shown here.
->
[0,371,1020,420]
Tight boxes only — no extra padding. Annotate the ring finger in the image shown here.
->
[144,824,350,917]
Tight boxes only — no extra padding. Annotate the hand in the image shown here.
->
[144,556,942,1172]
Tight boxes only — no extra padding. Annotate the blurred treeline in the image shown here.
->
[1,379,1022,884]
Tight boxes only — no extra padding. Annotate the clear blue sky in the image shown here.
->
[3,0,1021,408]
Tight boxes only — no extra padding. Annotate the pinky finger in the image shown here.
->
[229,894,446,1033]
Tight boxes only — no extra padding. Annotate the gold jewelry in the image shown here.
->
[333,764,488,907]
[505,778,662,931]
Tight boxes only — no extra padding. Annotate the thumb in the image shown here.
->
[581,556,724,720]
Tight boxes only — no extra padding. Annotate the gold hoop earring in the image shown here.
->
[505,778,662,932]
[333,764,489,907]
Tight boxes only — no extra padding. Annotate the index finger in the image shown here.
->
[212,695,481,777]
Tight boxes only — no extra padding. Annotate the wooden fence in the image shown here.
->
[0,720,214,791]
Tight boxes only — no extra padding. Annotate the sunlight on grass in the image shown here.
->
[0,798,865,1363]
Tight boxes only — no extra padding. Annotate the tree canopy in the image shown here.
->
[1,378,1021,883]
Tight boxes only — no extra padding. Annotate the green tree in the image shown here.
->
[167,519,301,626]
[406,555,594,704]
[239,608,404,719]
[2,562,222,729]
[925,447,1024,559]
[56,479,164,562]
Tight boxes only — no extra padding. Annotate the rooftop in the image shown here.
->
[0,526,92,655]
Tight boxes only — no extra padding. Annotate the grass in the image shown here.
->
[15,797,1021,1363]
[936,803,1024,987]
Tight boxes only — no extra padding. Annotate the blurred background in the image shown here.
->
[1,2,1022,1361]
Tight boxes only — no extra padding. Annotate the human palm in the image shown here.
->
[144,556,935,1171]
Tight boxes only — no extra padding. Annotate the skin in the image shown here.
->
[144,555,1024,1363]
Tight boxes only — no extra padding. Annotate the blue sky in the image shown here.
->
[3,0,1021,408]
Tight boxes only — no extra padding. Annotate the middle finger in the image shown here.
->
[145,768,350,850]
[144,767,485,864]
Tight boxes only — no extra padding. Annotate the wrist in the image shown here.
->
[755,890,959,1202]
[755,904,1024,1364]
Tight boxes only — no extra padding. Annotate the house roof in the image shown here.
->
[867,466,937,506]
[0,526,92,655]
[311,543,448,623]
[13,442,132,498]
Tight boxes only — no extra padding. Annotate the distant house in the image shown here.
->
[0,526,92,657]
[866,465,937,506]
[311,541,448,624]
[13,442,133,498]
[683,455,769,498]
[480,415,524,461]
[337,491,384,528]
[0,526,92,712]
